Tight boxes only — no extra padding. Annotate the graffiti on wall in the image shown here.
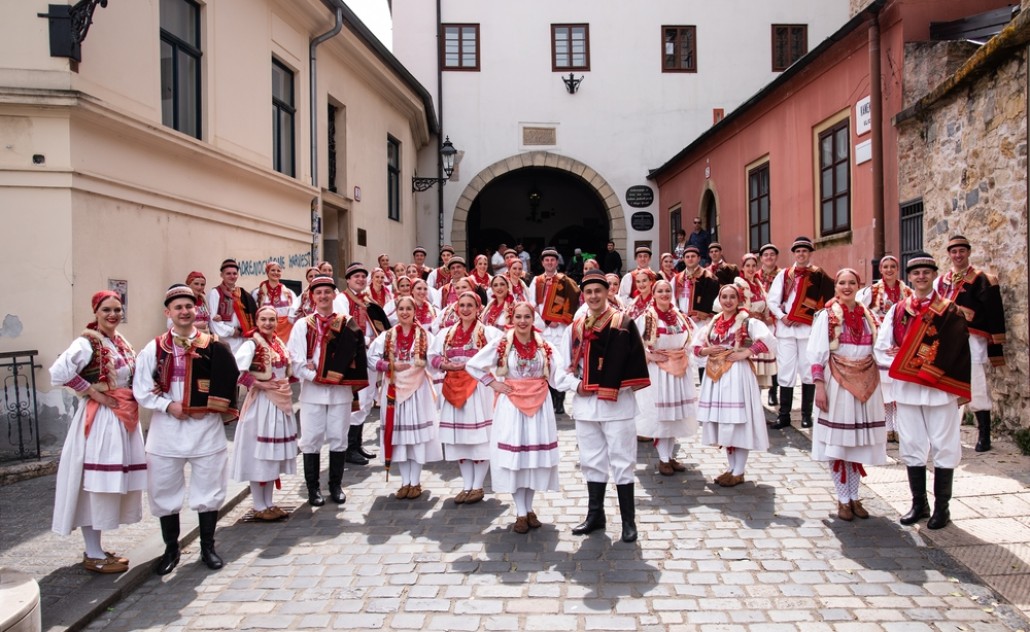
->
[233,251,315,276]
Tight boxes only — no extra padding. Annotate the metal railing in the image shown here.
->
[0,350,42,462]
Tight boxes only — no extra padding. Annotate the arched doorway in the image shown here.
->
[450,152,626,271]
[701,189,718,243]
[467,167,609,271]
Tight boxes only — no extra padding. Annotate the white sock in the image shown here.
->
[410,462,423,486]
[732,448,749,476]
[656,438,674,462]
[848,465,862,501]
[81,525,105,559]
[472,460,489,489]
[513,488,527,516]
[725,449,734,473]
[458,460,474,490]
[264,483,276,509]
[398,460,412,486]
[885,402,896,433]
[525,489,536,514]
[251,482,268,511]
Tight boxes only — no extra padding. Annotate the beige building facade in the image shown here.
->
[0,0,436,450]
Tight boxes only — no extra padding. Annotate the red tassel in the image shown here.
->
[832,459,847,484]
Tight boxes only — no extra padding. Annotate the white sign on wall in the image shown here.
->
[855,139,872,165]
[855,96,872,136]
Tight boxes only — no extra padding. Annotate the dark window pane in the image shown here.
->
[177,53,198,137]
[160,0,197,45]
[835,163,848,194]
[160,40,174,127]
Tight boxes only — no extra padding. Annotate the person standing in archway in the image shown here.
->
[491,243,509,276]
[687,217,712,267]
[619,247,653,300]
[601,240,623,276]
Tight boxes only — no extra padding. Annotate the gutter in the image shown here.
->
[647,0,888,181]
[311,2,344,189]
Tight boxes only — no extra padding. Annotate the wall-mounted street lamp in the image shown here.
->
[562,72,584,94]
[412,136,458,192]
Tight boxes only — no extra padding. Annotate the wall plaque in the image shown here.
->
[631,212,654,231]
[626,185,654,208]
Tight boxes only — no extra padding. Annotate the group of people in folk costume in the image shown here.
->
[48,232,1006,574]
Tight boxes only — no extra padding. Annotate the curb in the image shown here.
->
[42,480,250,632]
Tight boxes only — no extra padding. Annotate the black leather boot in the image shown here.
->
[355,423,377,459]
[571,481,607,535]
[328,451,347,504]
[800,384,815,428]
[900,466,930,526]
[771,387,794,429]
[974,411,992,452]
[552,388,565,415]
[198,511,224,570]
[616,483,637,543]
[768,376,779,406]
[345,425,369,465]
[154,513,181,575]
[303,453,325,507]
[927,468,954,530]
[698,368,705,384]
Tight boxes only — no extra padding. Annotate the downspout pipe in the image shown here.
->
[869,11,885,262]
[436,0,445,255]
[311,4,344,189]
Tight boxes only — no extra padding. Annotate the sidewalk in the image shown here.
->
[3,408,1030,631]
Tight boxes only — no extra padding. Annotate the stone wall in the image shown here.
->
[897,49,1030,429]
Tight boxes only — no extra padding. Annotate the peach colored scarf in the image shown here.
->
[829,354,879,403]
[655,349,689,377]
[84,388,138,437]
[504,378,549,417]
[443,371,478,409]
[239,379,294,423]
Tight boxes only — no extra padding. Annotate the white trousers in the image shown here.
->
[896,402,962,469]
[968,361,991,412]
[147,451,228,516]
[351,384,376,426]
[298,402,348,453]
[776,336,813,386]
[575,418,636,485]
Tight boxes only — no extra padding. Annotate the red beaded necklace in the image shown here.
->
[512,333,538,360]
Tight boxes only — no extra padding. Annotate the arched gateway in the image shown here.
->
[451,152,626,268]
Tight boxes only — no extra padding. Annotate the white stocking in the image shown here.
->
[81,525,105,559]
[525,489,536,514]
[472,460,489,490]
[848,464,862,501]
[656,438,675,462]
[725,449,734,473]
[250,482,269,510]
[264,483,276,509]
[410,462,423,486]
[513,488,528,516]
[458,460,474,490]
[732,448,750,476]
[397,460,412,486]
[830,460,849,503]
[885,402,897,433]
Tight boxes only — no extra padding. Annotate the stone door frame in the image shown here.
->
[450,151,626,256]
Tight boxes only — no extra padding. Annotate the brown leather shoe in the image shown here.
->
[254,508,282,521]
[104,551,129,564]
[270,506,289,518]
[454,490,470,504]
[396,484,412,499]
[838,501,854,521]
[887,431,899,443]
[713,471,733,485]
[718,474,745,487]
[408,484,423,499]
[465,488,484,504]
[526,512,542,529]
[513,517,530,534]
[658,461,675,476]
[83,554,128,574]
[669,459,687,472]
[850,499,869,519]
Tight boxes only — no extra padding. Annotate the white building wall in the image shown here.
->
[393,0,850,256]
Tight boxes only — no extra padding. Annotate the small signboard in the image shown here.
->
[631,211,655,231]
[625,185,654,208]
[856,96,872,136]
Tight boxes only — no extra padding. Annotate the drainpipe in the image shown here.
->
[309,3,343,266]
[436,0,445,254]
[310,4,344,189]
[869,11,885,260]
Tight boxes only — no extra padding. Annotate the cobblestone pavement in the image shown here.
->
[60,410,1030,632]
